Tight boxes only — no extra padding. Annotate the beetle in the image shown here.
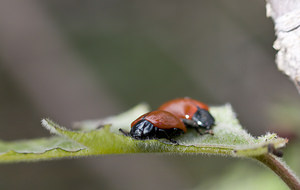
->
[119,110,186,143]
[158,97,215,134]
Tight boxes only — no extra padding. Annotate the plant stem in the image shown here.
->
[255,154,300,190]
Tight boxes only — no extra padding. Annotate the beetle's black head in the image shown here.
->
[192,107,215,130]
[130,119,156,140]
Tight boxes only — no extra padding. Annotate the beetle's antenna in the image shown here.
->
[119,128,130,136]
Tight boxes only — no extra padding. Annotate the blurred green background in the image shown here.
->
[0,1,300,190]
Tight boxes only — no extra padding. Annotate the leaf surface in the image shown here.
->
[0,104,287,163]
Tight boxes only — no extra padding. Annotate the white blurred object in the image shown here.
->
[266,0,300,93]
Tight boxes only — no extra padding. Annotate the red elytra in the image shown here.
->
[131,110,187,132]
[158,97,209,120]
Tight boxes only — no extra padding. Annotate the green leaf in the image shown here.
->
[0,103,287,163]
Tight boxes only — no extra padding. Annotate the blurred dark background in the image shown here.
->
[0,0,300,190]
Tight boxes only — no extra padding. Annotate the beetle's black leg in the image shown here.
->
[194,128,214,136]
[182,119,213,135]
[119,128,130,136]
[159,129,179,145]
[168,138,179,145]
[195,128,204,135]
[182,119,198,128]
[204,129,214,136]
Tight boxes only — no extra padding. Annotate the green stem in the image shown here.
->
[254,154,300,190]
